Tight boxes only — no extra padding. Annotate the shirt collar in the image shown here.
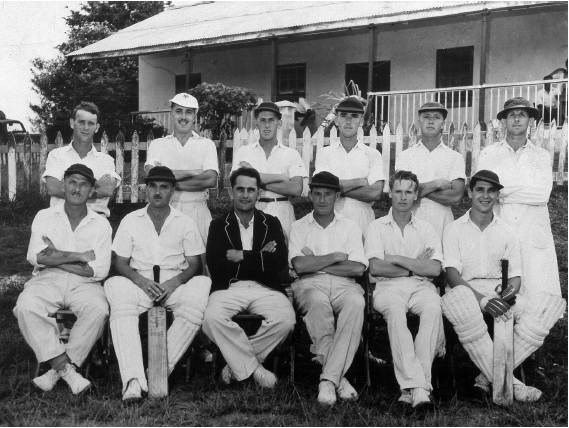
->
[307,210,341,226]
[332,139,365,150]
[54,202,99,226]
[235,211,254,228]
[460,209,501,227]
[379,208,418,226]
[417,140,446,151]
[65,142,100,157]
[138,204,181,218]
[498,139,534,152]
[251,140,285,151]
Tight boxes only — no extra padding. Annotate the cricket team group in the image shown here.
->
[12,92,565,409]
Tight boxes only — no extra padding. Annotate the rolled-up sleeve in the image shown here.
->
[42,150,64,182]
[203,139,220,173]
[111,221,133,260]
[288,150,308,178]
[288,220,305,267]
[442,223,463,274]
[366,148,385,185]
[101,155,121,186]
[89,222,112,281]
[183,220,206,256]
[145,140,160,168]
[424,223,444,263]
[345,221,368,268]
[449,151,467,181]
[27,211,49,268]
[364,221,385,261]
[314,147,330,175]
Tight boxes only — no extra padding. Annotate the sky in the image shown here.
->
[0,1,79,130]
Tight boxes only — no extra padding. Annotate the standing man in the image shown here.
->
[203,167,295,389]
[14,164,111,395]
[365,170,444,409]
[145,93,219,249]
[395,102,466,238]
[289,171,367,406]
[441,170,565,402]
[105,166,211,402]
[232,101,307,238]
[477,97,561,298]
[43,101,121,217]
[314,97,384,234]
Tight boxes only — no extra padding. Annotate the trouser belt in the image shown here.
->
[258,197,289,203]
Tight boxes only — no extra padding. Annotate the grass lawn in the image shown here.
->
[0,186,566,426]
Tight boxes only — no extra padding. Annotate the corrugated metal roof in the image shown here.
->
[68,1,553,59]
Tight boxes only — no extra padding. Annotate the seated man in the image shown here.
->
[104,166,211,402]
[14,164,112,395]
[364,170,444,409]
[289,171,367,406]
[441,170,566,402]
[203,167,295,388]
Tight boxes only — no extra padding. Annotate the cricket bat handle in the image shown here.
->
[153,265,160,284]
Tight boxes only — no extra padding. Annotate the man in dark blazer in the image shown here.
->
[203,167,295,388]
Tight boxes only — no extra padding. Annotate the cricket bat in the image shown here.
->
[148,265,168,398]
[493,259,513,406]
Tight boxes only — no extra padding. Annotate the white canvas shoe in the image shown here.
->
[252,365,277,389]
[122,379,142,402]
[221,365,236,385]
[411,387,431,409]
[336,377,358,401]
[58,363,91,395]
[514,384,542,402]
[398,389,413,404]
[32,369,61,392]
[317,380,337,406]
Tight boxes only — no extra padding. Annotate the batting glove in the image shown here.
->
[480,297,512,322]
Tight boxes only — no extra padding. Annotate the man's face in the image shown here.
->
[308,187,339,217]
[231,175,260,213]
[389,179,418,213]
[335,111,363,139]
[146,180,175,209]
[255,111,281,142]
[171,103,196,135]
[70,109,99,144]
[63,173,94,206]
[503,108,531,137]
[418,111,445,138]
[468,180,498,214]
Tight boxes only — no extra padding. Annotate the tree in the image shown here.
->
[188,83,257,140]
[30,1,168,143]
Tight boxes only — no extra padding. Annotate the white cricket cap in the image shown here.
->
[169,93,199,111]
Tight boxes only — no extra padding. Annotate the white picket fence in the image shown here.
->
[1,118,567,201]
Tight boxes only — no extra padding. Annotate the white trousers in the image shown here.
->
[256,200,295,240]
[13,270,109,366]
[334,197,374,235]
[202,281,295,381]
[293,273,365,387]
[170,198,212,245]
[104,270,211,393]
[373,279,443,391]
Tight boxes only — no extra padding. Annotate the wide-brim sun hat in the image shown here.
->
[496,97,539,120]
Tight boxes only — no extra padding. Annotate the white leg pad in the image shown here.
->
[109,304,148,394]
[166,277,209,374]
[514,292,566,368]
[442,285,494,383]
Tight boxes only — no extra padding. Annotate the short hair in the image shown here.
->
[389,170,420,192]
[230,167,261,188]
[72,101,100,123]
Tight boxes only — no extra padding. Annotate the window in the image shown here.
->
[175,73,202,94]
[436,46,474,108]
[345,61,390,99]
[345,61,391,127]
[277,64,306,102]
